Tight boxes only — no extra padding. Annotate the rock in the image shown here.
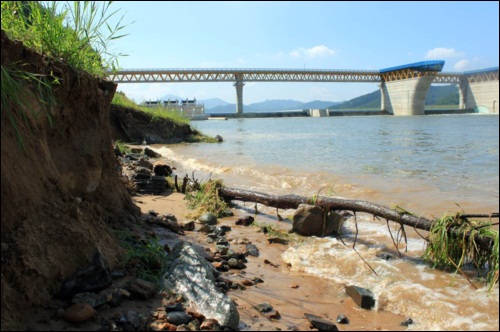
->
[182,221,196,231]
[292,204,345,237]
[137,158,154,170]
[228,258,239,269]
[71,292,107,308]
[289,284,299,289]
[150,320,168,331]
[144,147,162,158]
[241,280,254,287]
[264,259,279,268]
[200,318,220,330]
[222,209,233,217]
[235,216,254,226]
[57,248,112,300]
[252,277,264,284]
[245,244,259,257]
[400,317,414,326]
[215,135,223,143]
[166,311,192,325]
[198,212,218,225]
[268,237,289,245]
[110,270,126,280]
[177,324,193,331]
[336,314,349,324]
[198,224,214,233]
[64,303,95,323]
[162,241,239,329]
[345,285,375,310]
[254,303,273,313]
[165,302,184,312]
[153,163,172,176]
[376,252,397,261]
[268,310,281,320]
[127,279,157,300]
[304,313,339,331]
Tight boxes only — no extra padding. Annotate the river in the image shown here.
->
[152,113,499,330]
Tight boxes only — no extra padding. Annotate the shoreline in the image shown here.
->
[134,192,411,331]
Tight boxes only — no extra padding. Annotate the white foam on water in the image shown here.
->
[282,236,499,331]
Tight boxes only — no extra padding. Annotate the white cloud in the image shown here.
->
[425,47,465,59]
[290,45,336,58]
[454,59,471,71]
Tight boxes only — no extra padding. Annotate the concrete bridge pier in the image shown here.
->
[381,76,436,116]
[234,76,244,115]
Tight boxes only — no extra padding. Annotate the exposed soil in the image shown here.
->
[110,104,202,144]
[1,30,141,330]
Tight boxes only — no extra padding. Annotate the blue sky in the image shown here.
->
[109,1,499,104]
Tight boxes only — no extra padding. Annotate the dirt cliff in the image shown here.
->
[1,30,140,330]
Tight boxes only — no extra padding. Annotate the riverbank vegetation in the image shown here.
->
[423,213,499,291]
[1,1,129,77]
[112,91,190,125]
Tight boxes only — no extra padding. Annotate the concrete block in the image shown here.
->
[345,285,375,309]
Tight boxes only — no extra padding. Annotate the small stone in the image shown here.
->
[400,317,414,326]
[268,237,289,245]
[187,310,205,320]
[345,285,375,310]
[182,221,196,231]
[241,280,254,286]
[127,279,156,300]
[245,244,259,257]
[268,310,281,320]
[264,259,279,268]
[289,284,300,289]
[176,324,193,331]
[166,311,192,325]
[110,270,126,280]
[228,258,239,268]
[200,318,219,330]
[336,314,349,324]
[254,303,273,313]
[198,212,218,225]
[304,313,339,331]
[165,302,184,312]
[252,277,264,284]
[64,303,95,323]
[149,320,168,331]
[235,216,254,226]
[56,308,65,318]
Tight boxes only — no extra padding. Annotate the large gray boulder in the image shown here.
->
[161,241,239,329]
[292,204,345,237]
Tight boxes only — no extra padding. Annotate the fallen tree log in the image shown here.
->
[218,187,498,249]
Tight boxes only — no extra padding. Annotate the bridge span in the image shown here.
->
[108,61,499,116]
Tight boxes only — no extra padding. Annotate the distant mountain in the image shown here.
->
[206,99,339,114]
[329,90,380,109]
[329,85,459,110]
[301,100,343,109]
[199,98,230,109]
[249,99,304,112]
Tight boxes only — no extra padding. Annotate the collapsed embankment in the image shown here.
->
[1,30,141,330]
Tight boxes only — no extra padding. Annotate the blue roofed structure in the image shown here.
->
[380,60,445,73]
[463,67,499,75]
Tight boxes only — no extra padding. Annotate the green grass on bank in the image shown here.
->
[112,91,190,125]
[1,1,130,77]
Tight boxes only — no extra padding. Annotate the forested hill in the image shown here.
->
[329,85,459,110]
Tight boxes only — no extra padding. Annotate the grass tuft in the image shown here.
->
[1,1,131,77]
[185,179,229,218]
[422,213,499,291]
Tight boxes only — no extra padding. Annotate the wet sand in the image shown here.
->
[135,192,410,331]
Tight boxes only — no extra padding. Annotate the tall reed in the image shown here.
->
[1,1,130,77]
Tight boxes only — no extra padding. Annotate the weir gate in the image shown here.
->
[108,61,499,116]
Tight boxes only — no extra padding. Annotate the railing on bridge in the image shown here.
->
[108,67,497,84]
